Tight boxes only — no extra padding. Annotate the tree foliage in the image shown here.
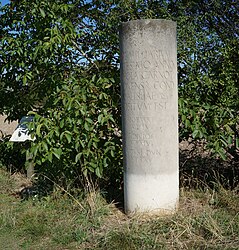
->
[27,75,122,185]
[174,0,239,159]
[0,0,238,185]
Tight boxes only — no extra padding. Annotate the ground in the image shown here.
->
[0,166,238,249]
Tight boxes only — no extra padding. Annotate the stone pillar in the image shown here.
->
[120,19,178,214]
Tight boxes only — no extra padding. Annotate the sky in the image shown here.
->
[1,0,10,6]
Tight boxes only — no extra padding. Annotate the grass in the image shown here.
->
[0,168,238,249]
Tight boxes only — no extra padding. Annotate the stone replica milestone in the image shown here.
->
[120,19,178,214]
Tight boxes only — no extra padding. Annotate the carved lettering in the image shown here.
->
[125,88,167,101]
[131,132,152,140]
[125,102,167,111]
[129,148,160,158]
[124,49,175,113]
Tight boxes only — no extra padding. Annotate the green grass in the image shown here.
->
[0,168,238,249]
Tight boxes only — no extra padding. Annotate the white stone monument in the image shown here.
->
[120,19,178,214]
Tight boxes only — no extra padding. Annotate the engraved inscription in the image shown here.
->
[123,46,175,167]
[127,117,162,164]
[123,49,175,113]
[125,102,167,112]
[121,20,177,178]
[129,148,161,164]
[131,131,153,147]
[128,117,154,130]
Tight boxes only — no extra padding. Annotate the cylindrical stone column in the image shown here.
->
[120,19,178,214]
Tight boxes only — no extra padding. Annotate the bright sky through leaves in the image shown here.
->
[0,0,9,6]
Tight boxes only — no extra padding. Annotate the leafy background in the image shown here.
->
[0,0,238,188]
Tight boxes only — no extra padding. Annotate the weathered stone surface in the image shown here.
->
[120,19,178,214]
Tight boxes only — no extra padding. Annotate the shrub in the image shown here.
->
[27,75,122,187]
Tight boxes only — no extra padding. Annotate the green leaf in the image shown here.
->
[52,148,62,159]
[98,114,103,124]
[110,150,115,157]
[84,122,89,131]
[39,8,46,18]
[42,141,48,151]
[60,120,64,128]
[47,152,53,163]
[228,136,233,145]
[36,160,42,165]
[88,166,94,172]
[199,130,204,139]
[88,139,92,148]
[85,118,93,123]
[65,132,72,143]
[75,153,82,163]
[215,141,220,151]
[28,111,37,116]
[104,83,112,89]
[218,149,227,161]
[23,75,27,85]
[92,75,96,82]
[236,138,239,148]
[80,140,85,147]
[89,162,96,168]
[30,145,38,157]
[185,119,190,128]
[220,137,228,147]
[36,124,43,137]
[95,167,102,178]
[192,130,199,138]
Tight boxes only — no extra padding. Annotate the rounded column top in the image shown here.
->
[120,19,176,32]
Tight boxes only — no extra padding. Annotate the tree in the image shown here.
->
[0,0,79,119]
[74,0,239,159]
[0,0,238,186]
[0,0,123,186]
[170,0,239,159]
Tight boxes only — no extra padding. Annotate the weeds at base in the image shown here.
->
[0,168,238,249]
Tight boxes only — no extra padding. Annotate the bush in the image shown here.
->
[0,135,27,172]
[27,75,122,187]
